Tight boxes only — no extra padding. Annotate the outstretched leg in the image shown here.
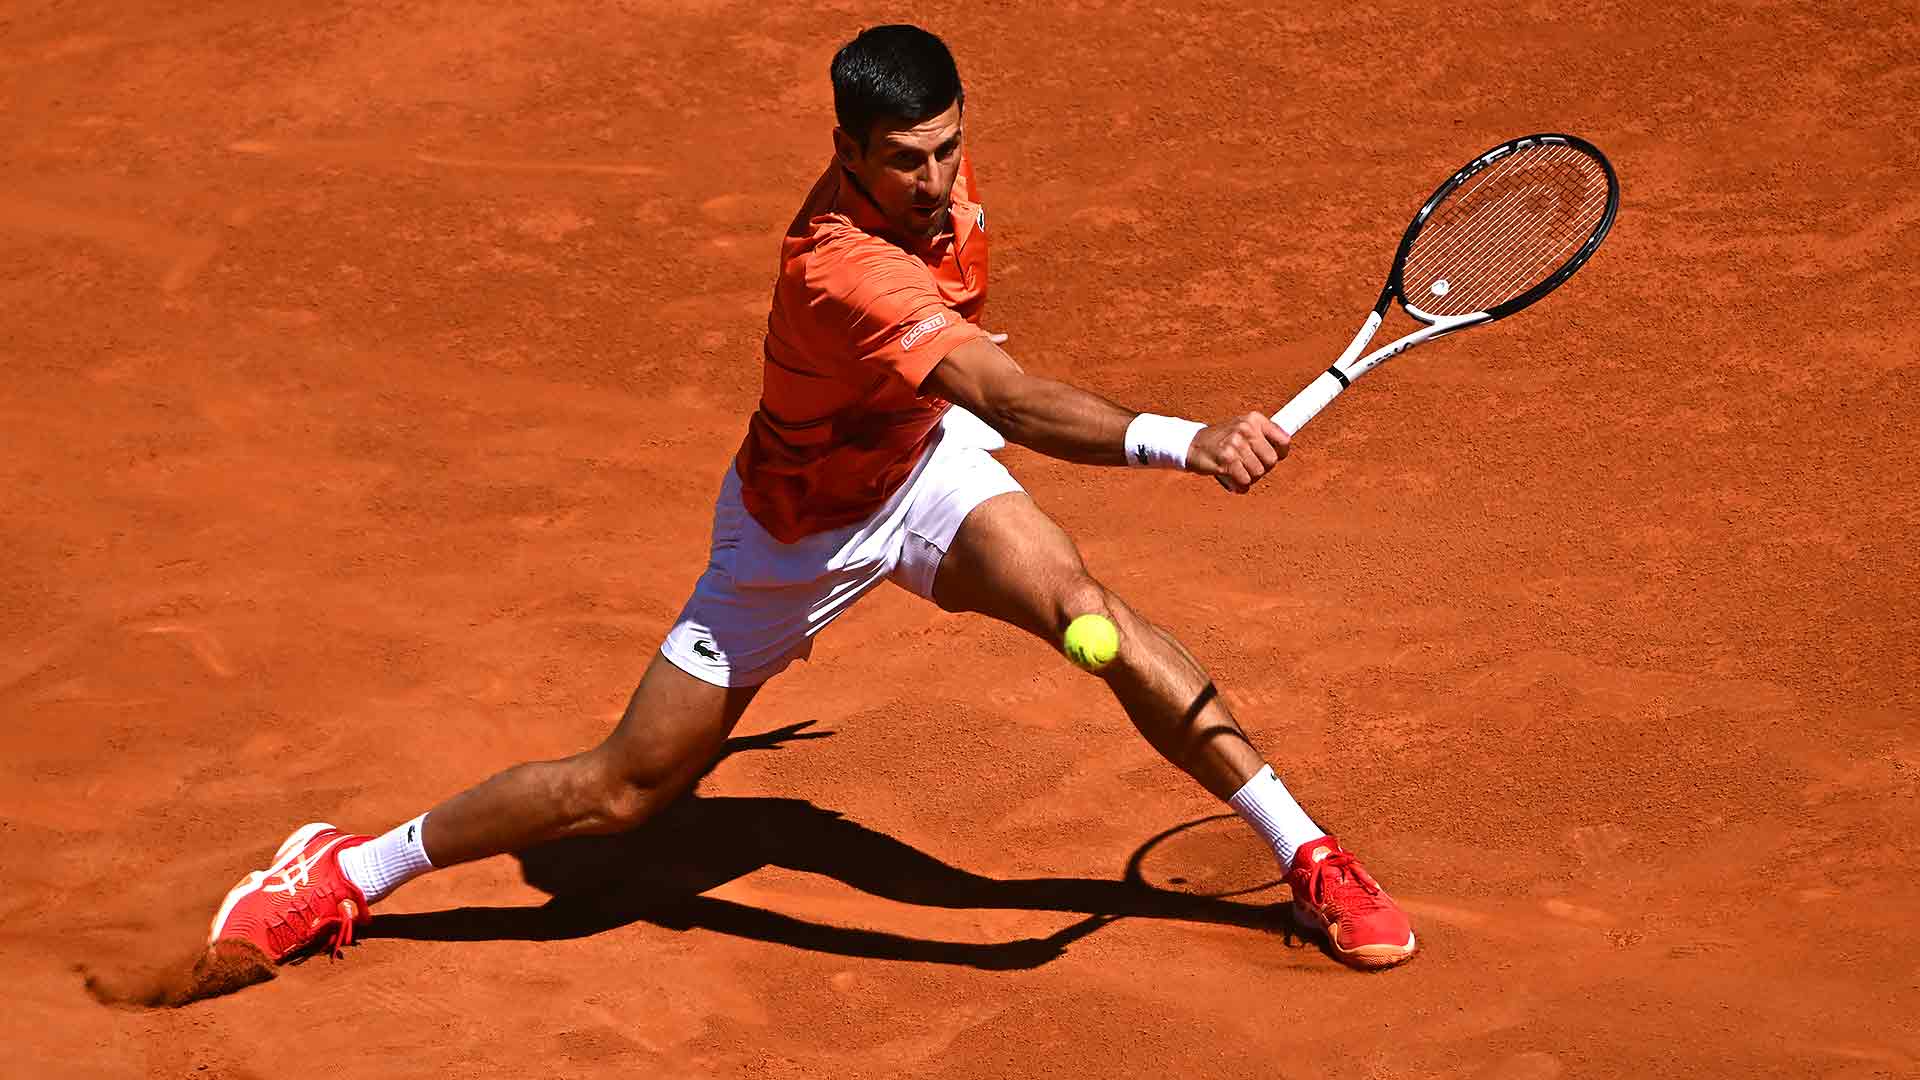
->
[421,654,760,866]
[208,652,760,962]
[931,492,1262,799]
[929,491,1416,969]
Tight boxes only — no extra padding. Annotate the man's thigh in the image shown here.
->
[595,650,763,782]
[928,491,1099,641]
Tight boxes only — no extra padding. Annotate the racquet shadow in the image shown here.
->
[366,721,1306,970]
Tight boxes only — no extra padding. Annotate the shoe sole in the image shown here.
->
[206,821,337,948]
[1292,901,1417,970]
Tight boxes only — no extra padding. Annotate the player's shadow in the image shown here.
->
[367,722,1296,969]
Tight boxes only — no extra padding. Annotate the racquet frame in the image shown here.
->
[1273,133,1620,436]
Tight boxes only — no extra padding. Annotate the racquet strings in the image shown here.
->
[1399,142,1611,317]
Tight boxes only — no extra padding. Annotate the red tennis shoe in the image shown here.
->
[207,823,373,963]
[1285,836,1416,970]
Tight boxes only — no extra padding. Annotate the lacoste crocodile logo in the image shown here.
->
[692,640,722,662]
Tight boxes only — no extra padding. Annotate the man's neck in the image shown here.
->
[838,166,949,251]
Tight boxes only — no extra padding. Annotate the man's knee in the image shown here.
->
[598,774,688,833]
[577,765,694,834]
[1054,575,1170,673]
[1054,574,1115,633]
[577,733,719,833]
[1057,574,1148,648]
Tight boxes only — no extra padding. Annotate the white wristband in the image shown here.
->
[1124,413,1206,470]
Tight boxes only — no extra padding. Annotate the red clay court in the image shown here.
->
[4,3,1916,1077]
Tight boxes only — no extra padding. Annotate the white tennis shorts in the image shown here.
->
[660,410,1022,687]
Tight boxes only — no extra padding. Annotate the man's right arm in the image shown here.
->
[923,336,1291,494]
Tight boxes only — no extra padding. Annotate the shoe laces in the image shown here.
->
[1301,850,1389,916]
[266,892,361,960]
[328,902,359,958]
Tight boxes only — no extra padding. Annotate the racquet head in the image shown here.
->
[1391,134,1619,323]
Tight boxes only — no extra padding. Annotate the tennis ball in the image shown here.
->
[1063,613,1120,673]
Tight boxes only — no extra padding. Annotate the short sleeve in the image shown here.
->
[804,239,984,392]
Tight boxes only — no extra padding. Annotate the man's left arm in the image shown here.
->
[923,336,1290,493]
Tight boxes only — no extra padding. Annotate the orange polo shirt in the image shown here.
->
[734,159,990,544]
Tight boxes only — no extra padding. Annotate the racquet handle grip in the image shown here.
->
[1272,369,1347,436]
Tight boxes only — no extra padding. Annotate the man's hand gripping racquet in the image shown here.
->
[1211,133,1620,489]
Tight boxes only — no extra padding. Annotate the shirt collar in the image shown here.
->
[833,166,968,259]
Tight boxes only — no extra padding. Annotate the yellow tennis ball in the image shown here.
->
[1063,613,1120,672]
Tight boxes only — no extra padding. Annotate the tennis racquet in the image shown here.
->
[1269,132,1620,437]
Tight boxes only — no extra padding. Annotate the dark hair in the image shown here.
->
[831,25,964,149]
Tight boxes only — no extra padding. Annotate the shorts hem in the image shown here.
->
[658,642,800,689]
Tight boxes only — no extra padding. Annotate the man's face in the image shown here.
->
[834,102,964,242]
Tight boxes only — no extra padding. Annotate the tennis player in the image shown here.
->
[208,25,1416,971]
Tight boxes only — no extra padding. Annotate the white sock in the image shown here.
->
[1228,764,1326,870]
[338,814,436,905]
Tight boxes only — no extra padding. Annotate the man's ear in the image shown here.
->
[831,126,862,170]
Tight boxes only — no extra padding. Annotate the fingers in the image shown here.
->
[1262,415,1291,459]
[1247,428,1280,471]
[1204,412,1291,494]
[1238,412,1289,465]
[1207,445,1254,494]
[1224,412,1280,488]
[1226,447,1256,489]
